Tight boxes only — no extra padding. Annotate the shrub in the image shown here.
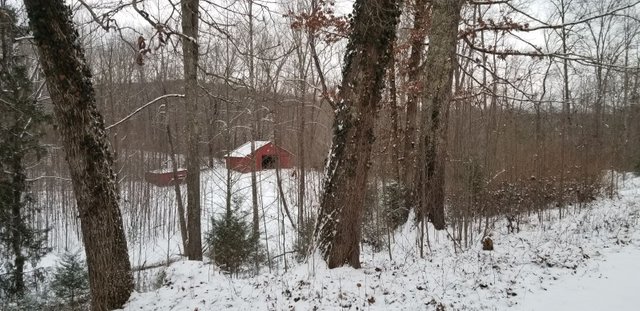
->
[381,181,410,230]
[362,184,386,252]
[206,196,262,276]
[633,159,640,176]
[0,293,47,311]
[49,252,89,310]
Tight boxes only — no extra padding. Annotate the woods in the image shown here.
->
[2,0,640,309]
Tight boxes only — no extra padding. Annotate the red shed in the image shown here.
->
[145,168,187,187]
[225,141,294,173]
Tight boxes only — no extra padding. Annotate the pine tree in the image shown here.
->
[50,252,90,310]
[0,5,49,301]
[206,196,261,276]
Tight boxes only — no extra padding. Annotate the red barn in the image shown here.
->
[145,168,187,187]
[225,141,294,173]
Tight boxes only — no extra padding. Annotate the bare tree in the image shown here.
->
[416,0,464,230]
[316,0,401,268]
[23,0,133,309]
[182,0,203,260]
[403,0,431,186]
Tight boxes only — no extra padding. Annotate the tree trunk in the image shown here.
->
[388,43,402,182]
[247,0,261,242]
[23,1,133,309]
[417,0,463,230]
[316,0,401,269]
[297,82,307,231]
[9,161,26,298]
[250,139,260,238]
[181,0,203,260]
[560,0,570,210]
[403,0,430,186]
[167,125,188,252]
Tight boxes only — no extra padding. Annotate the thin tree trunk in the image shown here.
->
[181,0,203,260]
[166,125,188,252]
[316,0,401,269]
[273,127,297,230]
[622,23,631,165]
[297,82,307,231]
[417,0,463,230]
[247,0,261,241]
[23,1,133,309]
[10,161,26,298]
[388,43,402,182]
[560,0,570,213]
[250,139,260,238]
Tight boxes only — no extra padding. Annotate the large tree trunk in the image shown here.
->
[403,0,430,186]
[417,0,463,230]
[181,0,203,260]
[23,1,133,309]
[316,0,401,269]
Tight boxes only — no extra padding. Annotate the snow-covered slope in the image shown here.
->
[118,174,640,311]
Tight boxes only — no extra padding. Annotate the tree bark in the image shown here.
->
[246,0,261,242]
[417,0,463,230]
[167,125,188,253]
[316,0,401,269]
[9,161,26,298]
[23,1,133,309]
[388,43,402,182]
[181,0,203,260]
[250,138,260,238]
[403,0,430,186]
[7,161,28,298]
[297,73,307,232]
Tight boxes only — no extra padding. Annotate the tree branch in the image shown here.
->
[309,35,335,109]
[463,0,640,34]
[106,94,185,130]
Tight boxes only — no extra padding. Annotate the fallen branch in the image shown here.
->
[132,257,182,272]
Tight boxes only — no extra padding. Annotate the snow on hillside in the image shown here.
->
[117,173,640,311]
[122,165,320,271]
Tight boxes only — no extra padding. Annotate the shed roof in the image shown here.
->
[227,141,271,158]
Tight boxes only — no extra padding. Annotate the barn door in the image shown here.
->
[261,155,278,169]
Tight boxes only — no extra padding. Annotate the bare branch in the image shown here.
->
[25,175,72,182]
[309,35,335,109]
[463,0,640,34]
[106,93,185,130]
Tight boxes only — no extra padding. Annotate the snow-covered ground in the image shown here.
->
[515,245,640,311]
[39,165,320,269]
[116,173,640,311]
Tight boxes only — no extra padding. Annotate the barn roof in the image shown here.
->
[227,141,271,158]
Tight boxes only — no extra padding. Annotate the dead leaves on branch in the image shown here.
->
[285,0,349,44]
[136,24,170,66]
